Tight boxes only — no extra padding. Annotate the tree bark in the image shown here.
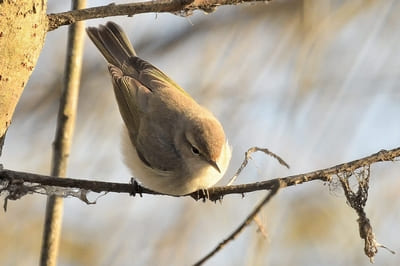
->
[0,0,48,155]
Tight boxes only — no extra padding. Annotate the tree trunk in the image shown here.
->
[0,0,48,155]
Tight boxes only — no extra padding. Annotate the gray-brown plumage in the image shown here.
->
[86,22,231,195]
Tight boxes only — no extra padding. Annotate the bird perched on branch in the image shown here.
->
[86,22,231,195]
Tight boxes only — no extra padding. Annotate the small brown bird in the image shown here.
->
[86,22,231,195]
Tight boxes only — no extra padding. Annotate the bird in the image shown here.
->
[86,22,231,195]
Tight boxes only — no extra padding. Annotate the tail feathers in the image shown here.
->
[86,22,136,67]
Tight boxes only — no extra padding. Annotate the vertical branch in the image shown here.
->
[39,0,86,265]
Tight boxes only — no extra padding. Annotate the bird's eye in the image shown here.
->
[191,146,200,155]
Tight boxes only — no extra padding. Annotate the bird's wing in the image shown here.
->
[109,63,183,172]
[88,22,186,172]
[121,56,191,98]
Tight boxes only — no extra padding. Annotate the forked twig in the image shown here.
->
[227,146,290,186]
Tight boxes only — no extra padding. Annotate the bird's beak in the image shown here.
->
[209,160,221,173]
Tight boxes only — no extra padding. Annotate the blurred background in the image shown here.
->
[1,0,400,265]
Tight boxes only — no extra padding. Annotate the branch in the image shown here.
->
[1,147,399,262]
[0,147,399,202]
[40,0,87,265]
[47,0,272,31]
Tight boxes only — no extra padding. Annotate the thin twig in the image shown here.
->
[193,180,280,266]
[227,146,289,186]
[47,0,273,31]
[40,1,86,265]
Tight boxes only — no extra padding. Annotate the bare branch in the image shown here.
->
[40,1,87,265]
[193,180,280,266]
[1,147,399,262]
[0,147,398,201]
[47,0,273,31]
